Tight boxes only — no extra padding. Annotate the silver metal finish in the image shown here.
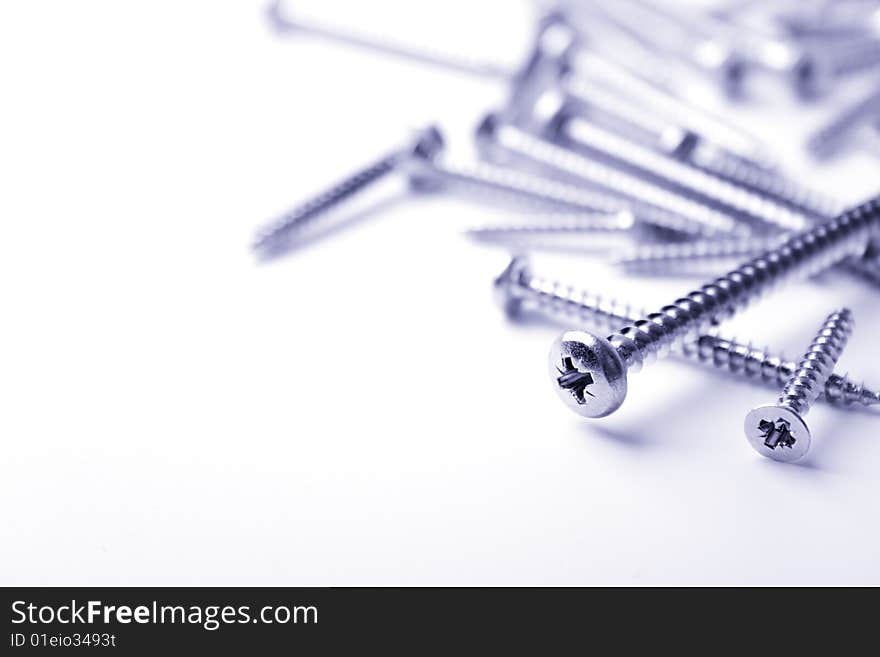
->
[536,96,812,232]
[254,125,718,254]
[539,73,841,218]
[564,47,777,171]
[477,114,751,238]
[253,149,404,254]
[466,211,639,252]
[581,0,749,96]
[495,256,880,409]
[547,197,880,419]
[266,0,510,79]
[613,236,789,272]
[745,308,855,462]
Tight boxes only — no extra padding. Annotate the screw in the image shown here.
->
[266,0,511,79]
[744,308,855,462]
[808,85,880,160]
[511,12,775,171]
[547,196,880,418]
[253,147,406,255]
[580,0,749,96]
[682,3,827,99]
[465,211,640,252]
[494,256,880,409]
[614,235,880,292]
[476,114,751,238]
[529,93,812,232]
[510,38,839,219]
[613,236,789,273]
[562,42,777,171]
[253,125,716,255]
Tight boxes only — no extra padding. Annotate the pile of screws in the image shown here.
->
[255,0,880,463]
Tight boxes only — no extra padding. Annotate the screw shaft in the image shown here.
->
[422,158,704,237]
[558,76,824,215]
[507,264,879,407]
[614,236,787,271]
[556,114,810,231]
[479,119,750,237]
[253,150,402,253]
[778,308,855,416]
[466,211,637,249]
[600,197,879,375]
[567,49,775,169]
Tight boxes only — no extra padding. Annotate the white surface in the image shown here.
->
[2,1,879,586]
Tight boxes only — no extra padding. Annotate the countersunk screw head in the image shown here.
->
[743,404,811,463]
[492,255,531,319]
[549,331,628,418]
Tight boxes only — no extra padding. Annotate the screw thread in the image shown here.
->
[466,211,634,242]
[570,51,776,170]
[688,143,843,219]
[560,117,809,231]
[515,270,642,334]
[483,122,749,237]
[511,268,880,408]
[574,50,777,171]
[440,158,709,239]
[253,151,402,253]
[606,197,880,373]
[615,235,787,271]
[778,308,855,415]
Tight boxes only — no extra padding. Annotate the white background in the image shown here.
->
[2,0,879,585]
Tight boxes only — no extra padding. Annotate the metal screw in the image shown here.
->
[579,0,749,97]
[266,0,511,79]
[510,14,781,175]
[253,148,405,255]
[465,211,639,252]
[612,236,789,273]
[559,75,841,216]
[808,85,880,160]
[615,235,880,286]
[547,196,880,418]
[744,308,855,462]
[494,256,880,409]
[476,114,751,238]
[528,93,813,232]
[561,40,777,171]
[681,2,826,98]
[509,32,841,219]
[253,125,718,255]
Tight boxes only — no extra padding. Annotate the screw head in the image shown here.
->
[493,255,530,318]
[549,331,628,418]
[744,404,811,463]
[406,125,446,191]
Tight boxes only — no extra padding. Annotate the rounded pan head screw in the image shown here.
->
[744,404,811,463]
[550,331,628,418]
[492,255,531,319]
[404,125,446,191]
